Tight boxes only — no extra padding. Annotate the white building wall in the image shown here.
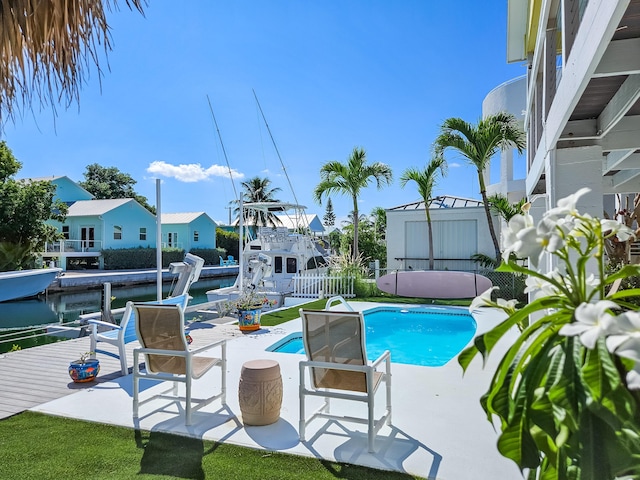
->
[386,206,497,272]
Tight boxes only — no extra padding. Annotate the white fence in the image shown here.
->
[292,273,355,299]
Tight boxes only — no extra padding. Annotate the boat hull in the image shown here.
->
[0,268,62,302]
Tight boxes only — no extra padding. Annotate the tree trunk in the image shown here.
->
[478,172,501,262]
[352,200,359,261]
[426,209,434,270]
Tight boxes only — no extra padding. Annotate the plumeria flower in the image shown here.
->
[512,218,563,268]
[469,286,498,311]
[524,273,559,299]
[605,311,640,362]
[546,187,591,219]
[502,213,535,261]
[625,364,640,390]
[601,219,636,242]
[559,300,620,349]
[496,297,518,314]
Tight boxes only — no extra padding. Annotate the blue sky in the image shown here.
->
[1,1,525,226]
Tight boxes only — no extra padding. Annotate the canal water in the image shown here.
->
[0,276,235,332]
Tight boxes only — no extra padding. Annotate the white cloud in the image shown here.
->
[449,162,462,168]
[147,161,244,182]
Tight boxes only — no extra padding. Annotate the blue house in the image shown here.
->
[161,212,217,251]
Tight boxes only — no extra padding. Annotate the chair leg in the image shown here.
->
[118,344,128,376]
[133,353,140,418]
[299,365,306,441]
[185,376,192,425]
[221,343,227,404]
[368,392,375,453]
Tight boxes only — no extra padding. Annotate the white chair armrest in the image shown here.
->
[189,338,227,355]
[371,350,391,370]
[88,319,122,329]
[301,359,371,374]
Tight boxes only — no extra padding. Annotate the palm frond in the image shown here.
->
[0,0,146,122]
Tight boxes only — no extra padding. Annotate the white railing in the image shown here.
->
[292,273,355,298]
[44,239,103,253]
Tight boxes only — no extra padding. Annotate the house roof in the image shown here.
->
[388,195,484,211]
[66,198,134,216]
[161,212,213,224]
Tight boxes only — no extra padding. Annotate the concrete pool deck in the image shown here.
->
[31,303,523,479]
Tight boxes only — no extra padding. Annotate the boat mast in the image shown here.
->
[252,89,300,209]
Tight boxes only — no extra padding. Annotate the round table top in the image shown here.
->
[242,359,279,371]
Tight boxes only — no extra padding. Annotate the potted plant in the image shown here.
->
[68,352,100,383]
[220,290,277,332]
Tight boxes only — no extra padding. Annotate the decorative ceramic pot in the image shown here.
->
[238,307,262,332]
[68,358,100,383]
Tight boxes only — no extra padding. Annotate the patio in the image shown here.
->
[31,303,522,479]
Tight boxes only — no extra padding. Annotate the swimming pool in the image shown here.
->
[266,305,477,367]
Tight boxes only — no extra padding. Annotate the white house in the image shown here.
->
[385,196,497,272]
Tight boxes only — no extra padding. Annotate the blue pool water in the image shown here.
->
[266,306,477,367]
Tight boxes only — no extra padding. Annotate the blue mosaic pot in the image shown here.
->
[68,358,100,383]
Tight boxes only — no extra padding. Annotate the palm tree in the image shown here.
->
[487,193,526,223]
[399,156,447,270]
[314,147,393,261]
[435,113,525,263]
[235,176,282,227]
[0,1,145,122]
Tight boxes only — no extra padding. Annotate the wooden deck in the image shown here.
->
[0,319,243,420]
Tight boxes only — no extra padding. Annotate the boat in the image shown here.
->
[206,202,329,309]
[0,267,62,303]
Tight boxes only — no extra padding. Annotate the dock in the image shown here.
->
[0,318,243,420]
[48,265,238,291]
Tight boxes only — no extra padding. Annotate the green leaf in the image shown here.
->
[497,395,540,469]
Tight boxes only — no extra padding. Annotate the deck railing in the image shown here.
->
[44,239,103,253]
[292,273,355,298]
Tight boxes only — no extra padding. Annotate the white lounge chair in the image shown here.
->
[298,307,392,453]
[89,293,189,375]
[132,302,227,425]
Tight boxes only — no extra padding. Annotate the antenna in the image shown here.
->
[252,89,300,207]
[206,95,238,201]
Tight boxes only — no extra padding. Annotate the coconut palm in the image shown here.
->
[434,113,525,263]
[235,176,282,227]
[314,147,393,261]
[400,156,447,270]
[0,1,145,123]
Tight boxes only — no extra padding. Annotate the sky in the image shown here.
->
[0,1,526,227]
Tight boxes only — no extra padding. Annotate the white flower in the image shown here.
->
[524,273,559,299]
[559,301,620,349]
[502,213,535,261]
[546,187,591,219]
[625,364,640,390]
[605,311,640,362]
[511,218,563,268]
[469,286,498,311]
[601,219,635,242]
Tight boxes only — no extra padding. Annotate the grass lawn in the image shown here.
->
[0,412,424,480]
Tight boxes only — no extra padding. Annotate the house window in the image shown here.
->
[193,231,199,242]
[62,226,70,240]
[140,227,147,241]
[114,225,122,240]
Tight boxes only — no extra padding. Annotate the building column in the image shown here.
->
[548,145,604,275]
